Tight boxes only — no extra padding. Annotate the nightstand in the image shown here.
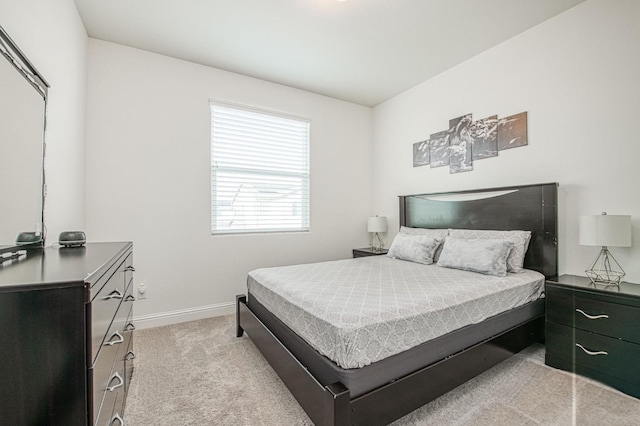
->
[352,247,388,258]
[545,275,640,398]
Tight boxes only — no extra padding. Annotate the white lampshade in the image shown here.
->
[579,213,631,247]
[367,216,387,233]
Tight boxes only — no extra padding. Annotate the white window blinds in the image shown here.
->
[210,102,310,235]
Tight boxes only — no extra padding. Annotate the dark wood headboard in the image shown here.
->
[399,183,558,278]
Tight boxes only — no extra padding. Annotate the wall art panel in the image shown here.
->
[413,111,528,173]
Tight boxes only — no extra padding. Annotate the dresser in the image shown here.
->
[0,242,135,425]
[545,274,640,398]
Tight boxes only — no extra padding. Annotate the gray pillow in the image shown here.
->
[387,234,442,265]
[437,238,514,277]
[448,229,531,273]
[399,227,449,261]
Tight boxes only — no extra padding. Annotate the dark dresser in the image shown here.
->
[545,274,640,398]
[0,242,135,425]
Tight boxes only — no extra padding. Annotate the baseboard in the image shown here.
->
[133,302,235,330]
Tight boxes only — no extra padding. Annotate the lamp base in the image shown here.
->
[370,232,385,252]
[585,246,625,286]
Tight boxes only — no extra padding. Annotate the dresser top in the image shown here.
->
[547,274,640,299]
[0,242,132,291]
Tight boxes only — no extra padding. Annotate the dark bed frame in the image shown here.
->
[236,182,558,425]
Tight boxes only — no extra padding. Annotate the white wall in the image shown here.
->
[9,0,635,328]
[85,39,373,326]
[373,0,640,282]
[0,0,88,240]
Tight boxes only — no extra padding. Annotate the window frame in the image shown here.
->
[210,100,311,236]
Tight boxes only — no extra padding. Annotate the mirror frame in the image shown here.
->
[0,25,49,256]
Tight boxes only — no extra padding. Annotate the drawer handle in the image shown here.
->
[107,372,124,392]
[125,295,136,302]
[125,323,136,332]
[111,413,124,425]
[125,350,136,361]
[104,289,124,300]
[576,343,608,356]
[124,265,135,272]
[576,309,609,320]
[104,331,124,346]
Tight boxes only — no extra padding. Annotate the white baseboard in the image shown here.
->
[133,301,235,330]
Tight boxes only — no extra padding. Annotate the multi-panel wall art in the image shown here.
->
[413,111,528,174]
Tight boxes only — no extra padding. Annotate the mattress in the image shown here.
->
[248,255,545,369]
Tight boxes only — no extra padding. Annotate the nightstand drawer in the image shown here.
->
[546,288,640,343]
[546,322,640,385]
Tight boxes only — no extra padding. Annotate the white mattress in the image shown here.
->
[247,255,545,369]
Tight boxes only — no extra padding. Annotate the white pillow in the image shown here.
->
[437,238,514,277]
[448,229,531,273]
[387,234,442,265]
[399,227,449,261]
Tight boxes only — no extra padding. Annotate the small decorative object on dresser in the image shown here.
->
[579,212,631,286]
[59,231,87,247]
[545,275,640,398]
[353,247,389,258]
[367,216,387,251]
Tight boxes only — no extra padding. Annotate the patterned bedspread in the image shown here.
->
[248,255,544,369]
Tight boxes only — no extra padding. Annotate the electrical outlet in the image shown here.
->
[137,282,147,299]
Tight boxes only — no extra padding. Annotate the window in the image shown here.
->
[210,101,310,235]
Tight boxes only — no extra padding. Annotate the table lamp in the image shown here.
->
[367,216,387,252]
[579,212,631,286]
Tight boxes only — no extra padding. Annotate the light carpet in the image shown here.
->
[125,315,640,425]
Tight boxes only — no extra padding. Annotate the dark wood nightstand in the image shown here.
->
[545,274,640,398]
[352,247,388,258]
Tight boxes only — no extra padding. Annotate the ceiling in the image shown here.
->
[74,0,585,107]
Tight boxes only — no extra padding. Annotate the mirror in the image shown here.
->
[0,25,48,256]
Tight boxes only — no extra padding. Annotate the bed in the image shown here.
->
[236,182,558,425]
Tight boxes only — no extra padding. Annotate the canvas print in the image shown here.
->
[471,115,498,160]
[498,111,528,150]
[413,140,430,167]
[429,130,450,168]
[416,110,528,172]
[448,114,473,173]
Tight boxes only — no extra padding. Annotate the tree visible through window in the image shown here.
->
[210,102,310,234]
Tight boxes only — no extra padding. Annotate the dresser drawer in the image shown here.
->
[110,385,127,426]
[90,259,128,362]
[95,374,127,426]
[546,287,640,343]
[124,252,134,290]
[123,305,135,393]
[94,390,117,426]
[91,307,129,424]
[546,322,640,385]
